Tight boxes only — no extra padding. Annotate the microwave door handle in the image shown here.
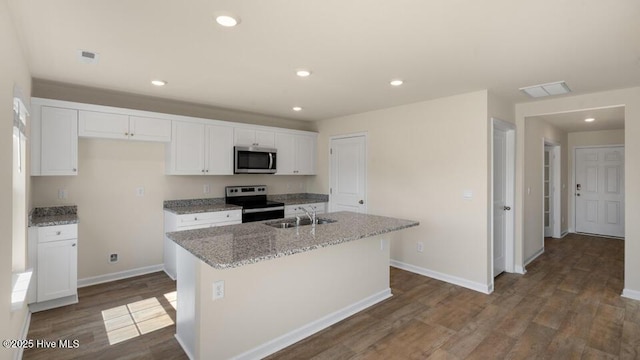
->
[269,153,273,169]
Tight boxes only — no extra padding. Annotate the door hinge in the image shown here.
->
[330,148,333,155]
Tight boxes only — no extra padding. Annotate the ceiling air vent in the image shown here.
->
[519,81,571,98]
[77,50,99,64]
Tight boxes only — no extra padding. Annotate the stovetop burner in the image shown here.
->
[225,185,285,222]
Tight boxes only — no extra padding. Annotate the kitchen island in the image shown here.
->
[166,211,418,360]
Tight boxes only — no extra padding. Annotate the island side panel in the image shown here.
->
[176,245,200,360]
[196,234,392,359]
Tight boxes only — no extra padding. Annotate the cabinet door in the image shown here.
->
[40,106,78,176]
[234,128,275,147]
[129,116,171,142]
[295,134,317,175]
[206,125,234,175]
[37,239,77,302]
[234,128,256,146]
[169,121,206,175]
[78,110,129,139]
[275,133,296,175]
[255,130,275,147]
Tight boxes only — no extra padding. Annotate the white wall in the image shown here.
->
[515,87,640,298]
[522,118,567,263]
[567,129,624,232]
[309,90,494,292]
[1,0,32,358]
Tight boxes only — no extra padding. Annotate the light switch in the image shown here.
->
[136,187,145,197]
[463,190,473,200]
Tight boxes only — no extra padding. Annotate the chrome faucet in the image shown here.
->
[301,206,316,225]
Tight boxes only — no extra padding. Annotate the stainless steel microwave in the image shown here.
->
[234,146,277,174]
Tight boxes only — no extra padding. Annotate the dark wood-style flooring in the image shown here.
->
[25,233,640,359]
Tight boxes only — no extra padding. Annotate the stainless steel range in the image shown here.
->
[225,185,285,223]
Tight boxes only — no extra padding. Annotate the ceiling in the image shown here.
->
[528,106,625,133]
[7,0,640,121]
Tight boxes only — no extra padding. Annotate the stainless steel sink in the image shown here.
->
[265,217,337,229]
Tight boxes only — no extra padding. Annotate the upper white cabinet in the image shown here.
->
[32,105,78,176]
[234,128,275,147]
[166,121,234,175]
[275,133,317,175]
[79,110,171,142]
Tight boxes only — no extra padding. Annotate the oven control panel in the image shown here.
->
[226,185,267,197]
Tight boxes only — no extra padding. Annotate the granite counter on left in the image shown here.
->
[29,205,78,227]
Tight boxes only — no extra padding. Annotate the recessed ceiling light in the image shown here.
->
[215,14,240,27]
[292,106,303,112]
[390,79,404,86]
[296,70,311,77]
[585,118,595,122]
[151,80,167,86]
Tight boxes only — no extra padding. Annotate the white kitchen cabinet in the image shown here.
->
[166,121,234,175]
[79,110,171,142]
[275,132,317,175]
[234,128,275,147]
[164,209,241,279]
[29,224,78,308]
[32,105,78,176]
[284,202,327,217]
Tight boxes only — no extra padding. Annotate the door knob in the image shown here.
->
[503,206,511,211]
[359,200,364,204]
[576,193,581,196]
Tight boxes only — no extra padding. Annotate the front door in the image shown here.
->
[575,147,625,237]
[330,135,366,213]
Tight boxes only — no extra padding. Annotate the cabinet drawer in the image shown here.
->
[37,224,78,243]
[176,210,241,227]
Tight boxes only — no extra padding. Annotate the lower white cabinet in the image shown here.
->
[284,202,327,217]
[29,224,78,310]
[164,209,241,279]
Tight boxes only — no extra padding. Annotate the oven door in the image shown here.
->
[242,206,285,223]
[234,146,277,174]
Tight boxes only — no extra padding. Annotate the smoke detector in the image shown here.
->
[77,50,99,64]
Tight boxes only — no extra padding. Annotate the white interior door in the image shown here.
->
[493,127,508,276]
[575,147,625,237]
[330,135,366,213]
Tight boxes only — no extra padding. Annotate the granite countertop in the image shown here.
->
[164,198,242,215]
[29,206,78,227]
[268,193,329,206]
[166,211,419,270]
[164,193,328,214]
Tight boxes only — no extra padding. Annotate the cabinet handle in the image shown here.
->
[226,214,230,217]
[72,243,76,247]
[73,168,77,172]
[125,132,129,136]
[194,217,198,221]
[205,169,209,173]
[201,169,205,173]
[56,231,61,235]
[130,133,134,137]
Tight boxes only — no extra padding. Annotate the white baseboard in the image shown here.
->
[233,288,392,360]
[514,265,527,274]
[390,260,492,294]
[622,288,640,301]
[560,230,569,238]
[15,311,31,360]
[164,266,177,281]
[29,294,78,313]
[524,248,544,266]
[77,264,164,288]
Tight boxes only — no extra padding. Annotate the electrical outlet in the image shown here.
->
[203,184,211,194]
[58,189,68,200]
[136,187,145,197]
[213,280,225,300]
[109,253,119,263]
[416,242,424,253]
